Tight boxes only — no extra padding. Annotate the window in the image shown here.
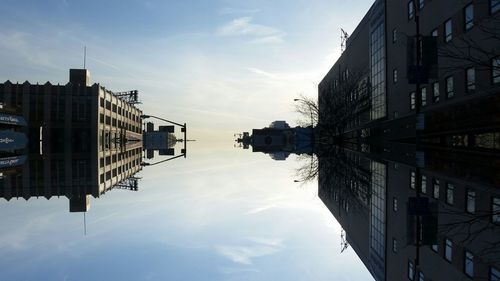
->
[467,190,476,213]
[393,238,398,253]
[433,179,440,199]
[411,92,416,110]
[408,1,415,19]
[411,171,416,189]
[492,0,500,14]
[408,260,415,280]
[444,19,453,42]
[431,29,438,37]
[421,175,427,193]
[491,267,500,281]
[433,82,440,102]
[446,183,454,205]
[432,244,439,252]
[493,197,500,224]
[465,4,474,30]
[493,57,500,84]
[466,68,476,92]
[419,0,424,10]
[393,197,398,211]
[445,239,453,262]
[446,76,455,98]
[421,87,427,106]
[393,69,398,83]
[465,251,474,277]
[418,272,424,281]
[393,28,397,43]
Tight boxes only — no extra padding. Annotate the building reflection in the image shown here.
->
[0,69,179,212]
[318,145,500,281]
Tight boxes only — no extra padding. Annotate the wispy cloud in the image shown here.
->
[218,7,260,15]
[215,237,285,265]
[216,17,286,44]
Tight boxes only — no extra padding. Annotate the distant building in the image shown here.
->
[237,121,313,160]
[0,69,143,212]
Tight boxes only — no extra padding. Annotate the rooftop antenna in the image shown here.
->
[341,28,349,53]
[83,46,87,69]
[83,212,87,236]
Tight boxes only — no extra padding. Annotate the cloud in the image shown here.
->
[216,237,285,265]
[216,17,286,44]
[218,7,260,15]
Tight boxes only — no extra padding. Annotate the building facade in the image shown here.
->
[0,69,143,212]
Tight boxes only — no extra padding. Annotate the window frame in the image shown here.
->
[466,189,476,214]
[446,183,455,205]
[433,81,440,102]
[445,238,453,262]
[446,76,455,98]
[444,19,453,43]
[464,250,474,277]
[466,67,476,93]
[464,4,474,31]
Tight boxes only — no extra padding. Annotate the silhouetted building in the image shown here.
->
[237,121,313,160]
[318,147,500,281]
[319,0,500,151]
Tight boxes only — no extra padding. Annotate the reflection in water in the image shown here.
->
[0,69,182,213]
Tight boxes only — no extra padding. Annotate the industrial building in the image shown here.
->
[0,69,144,212]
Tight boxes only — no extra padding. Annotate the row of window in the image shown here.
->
[405,58,500,110]
[99,97,141,123]
[407,171,500,223]
[408,0,499,25]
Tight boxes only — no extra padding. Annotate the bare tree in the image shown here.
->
[317,69,371,146]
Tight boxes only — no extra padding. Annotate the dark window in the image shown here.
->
[100,98,104,107]
[410,92,416,110]
[444,19,452,42]
[446,183,454,205]
[393,69,398,83]
[421,175,427,193]
[393,28,397,43]
[445,239,453,262]
[465,4,474,30]
[393,238,398,253]
[431,244,439,252]
[408,260,415,280]
[467,190,476,213]
[393,197,398,212]
[410,171,416,189]
[105,100,111,110]
[492,0,500,14]
[493,57,500,84]
[466,67,476,92]
[465,251,474,277]
[418,272,424,281]
[421,87,427,106]
[491,267,500,280]
[419,0,424,10]
[433,82,440,102]
[446,76,455,98]
[493,197,500,224]
[433,179,440,199]
[408,1,415,19]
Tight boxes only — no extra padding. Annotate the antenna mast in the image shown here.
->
[341,29,349,53]
[83,46,87,69]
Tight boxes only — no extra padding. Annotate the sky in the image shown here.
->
[0,1,376,280]
[0,0,373,141]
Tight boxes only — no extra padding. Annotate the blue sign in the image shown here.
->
[0,130,28,151]
[0,113,27,126]
[0,155,27,169]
